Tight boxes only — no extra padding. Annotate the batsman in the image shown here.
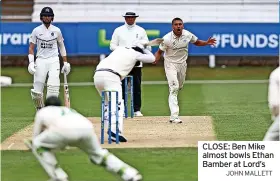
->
[28,7,71,111]
[94,41,156,142]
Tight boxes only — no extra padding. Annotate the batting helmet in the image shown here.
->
[40,7,54,20]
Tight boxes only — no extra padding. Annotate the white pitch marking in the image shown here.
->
[7,143,15,149]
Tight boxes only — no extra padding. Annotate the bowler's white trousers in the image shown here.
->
[93,71,124,133]
[164,60,187,120]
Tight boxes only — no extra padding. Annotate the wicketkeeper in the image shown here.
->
[25,96,142,181]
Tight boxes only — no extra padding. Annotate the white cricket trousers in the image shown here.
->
[164,61,187,120]
[32,127,101,181]
[93,71,124,133]
[33,56,60,97]
[33,127,141,181]
[263,116,279,141]
[33,127,101,151]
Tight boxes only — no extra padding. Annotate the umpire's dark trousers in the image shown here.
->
[122,67,142,112]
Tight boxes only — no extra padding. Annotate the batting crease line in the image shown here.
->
[7,80,268,87]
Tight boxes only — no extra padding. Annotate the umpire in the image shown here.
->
[110,12,150,117]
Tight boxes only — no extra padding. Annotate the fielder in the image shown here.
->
[154,17,216,123]
[25,96,142,181]
[263,66,279,141]
[28,7,71,111]
[94,43,155,142]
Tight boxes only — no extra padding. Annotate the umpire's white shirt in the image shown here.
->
[159,30,198,64]
[33,106,93,139]
[29,24,64,59]
[110,23,150,67]
[96,47,155,80]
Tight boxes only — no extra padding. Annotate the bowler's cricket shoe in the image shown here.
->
[108,131,128,142]
[169,118,182,124]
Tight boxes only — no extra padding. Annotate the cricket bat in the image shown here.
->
[63,73,71,108]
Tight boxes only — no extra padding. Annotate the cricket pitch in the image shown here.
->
[1,116,216,150]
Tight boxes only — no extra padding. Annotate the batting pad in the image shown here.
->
[31,89,44,110]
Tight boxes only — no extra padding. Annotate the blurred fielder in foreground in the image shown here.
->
[263,66,279,141]
[28,7,71,111]
[94,43,155,142]
[25,96,142,181]
[154,17,216,123]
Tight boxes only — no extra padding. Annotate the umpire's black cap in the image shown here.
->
[123,12,139,17]
[45,96,61,107]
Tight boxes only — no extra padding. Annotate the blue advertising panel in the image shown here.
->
[1,22,279,56]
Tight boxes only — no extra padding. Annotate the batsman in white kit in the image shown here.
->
[94,43,155,142]
[25,96,142,181]
[28,7,71,111]
[154,17,216,123]
[263,66,279,141]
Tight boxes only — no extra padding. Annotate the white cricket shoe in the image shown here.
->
[169,118,182,124]
[47,179,68,181]
[121,167,143,181]
[130,173,143,181]
[134,111,143,117]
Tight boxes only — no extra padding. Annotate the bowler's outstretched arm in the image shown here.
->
[193,36,216,46]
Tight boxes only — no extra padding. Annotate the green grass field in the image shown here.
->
[1,66,274,181]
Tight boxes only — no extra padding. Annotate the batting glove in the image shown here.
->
[28,62,36,75]
[61,62,71,75]
[28,54,36,75]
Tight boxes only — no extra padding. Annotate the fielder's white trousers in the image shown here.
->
[93,71,124,133]
[33,57,60,97]
[32,127,140,181]
[33,127,102,151]
[263,116,279,141]
[164,61,187,120]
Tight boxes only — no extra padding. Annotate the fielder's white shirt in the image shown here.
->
[268,67,280,109]
[159,30,198,64]
[96,47,155,80]
[110,23,150,67]
[33,106,93,139]
[29,24,64,59]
